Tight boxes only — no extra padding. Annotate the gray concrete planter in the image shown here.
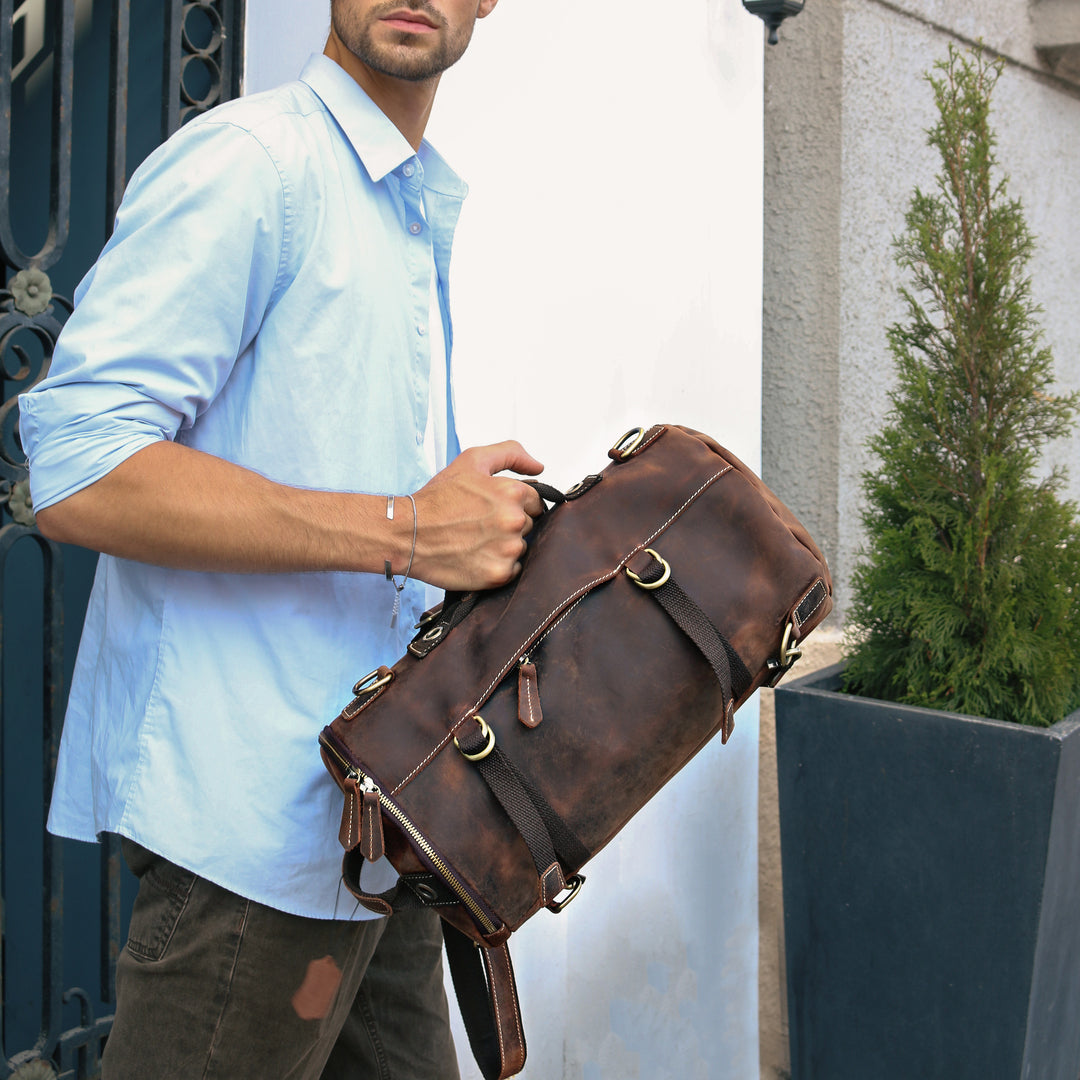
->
[775,663,1080,1080]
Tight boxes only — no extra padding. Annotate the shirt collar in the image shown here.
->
[299,53,467,199]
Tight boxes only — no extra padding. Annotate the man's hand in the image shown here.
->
[410,442,545,591]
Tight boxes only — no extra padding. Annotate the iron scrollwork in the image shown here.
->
[0,269,72,528]
[164,1,244,137]
[1,2,243,1077]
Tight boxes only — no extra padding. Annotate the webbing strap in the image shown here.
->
[456,724,590,883]
[633,553,752,743]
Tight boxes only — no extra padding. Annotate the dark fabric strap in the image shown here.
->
[408,590,480,657]
[456,725,591,881]
[634,553,752,742]
[521,479,567,505]
[500,747,591,871]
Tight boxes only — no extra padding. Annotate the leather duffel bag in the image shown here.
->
[319,423,832,1079]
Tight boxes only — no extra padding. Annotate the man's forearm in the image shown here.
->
[33,439,545,590]
[34,441,400,574]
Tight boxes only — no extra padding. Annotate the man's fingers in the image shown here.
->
[411,439,547,591]
[467,440,544,479]
[520,483,544,520]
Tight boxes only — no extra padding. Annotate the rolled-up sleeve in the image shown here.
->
[20,116,287,512]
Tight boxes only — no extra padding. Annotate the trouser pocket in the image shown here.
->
[120,837,196,962]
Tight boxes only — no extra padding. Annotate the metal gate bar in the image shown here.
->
[1,3,244,1075]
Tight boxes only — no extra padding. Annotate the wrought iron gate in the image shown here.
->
[0,3,244,1076]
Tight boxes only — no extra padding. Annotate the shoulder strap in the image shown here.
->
[443,924,527,1080]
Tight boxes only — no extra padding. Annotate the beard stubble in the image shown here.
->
[331,0,476,82]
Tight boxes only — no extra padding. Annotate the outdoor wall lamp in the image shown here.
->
[743,0,806,44]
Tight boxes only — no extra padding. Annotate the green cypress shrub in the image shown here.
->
[842,45,1080,726]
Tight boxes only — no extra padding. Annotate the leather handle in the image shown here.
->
[443,924,527,1079]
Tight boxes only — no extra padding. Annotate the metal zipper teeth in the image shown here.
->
[319,735,498,935]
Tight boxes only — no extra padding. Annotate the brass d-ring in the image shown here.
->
[611,427,645,461]
[779,621,803,667]
[353,669,393,695]
[454,715,496,762]
[549,873,586,913]
[626,549,671,591]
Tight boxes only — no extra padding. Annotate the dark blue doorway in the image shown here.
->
[1,4,243,1076]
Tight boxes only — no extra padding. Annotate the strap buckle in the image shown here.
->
[766,622,803,686]
[626,548,671,591]
[548,873,586,913]
[610,427,645,460]
[454,714,496,762]
[353,668,394,695]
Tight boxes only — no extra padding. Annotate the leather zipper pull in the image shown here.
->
[339,775,363,851]
[518,658,544,729]
[360,783,385,863]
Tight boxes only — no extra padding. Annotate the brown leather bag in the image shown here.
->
[319,424,832,1079]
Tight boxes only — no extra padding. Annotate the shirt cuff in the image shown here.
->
[19,389,173,513]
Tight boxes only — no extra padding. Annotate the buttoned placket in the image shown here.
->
[394,157,436,455]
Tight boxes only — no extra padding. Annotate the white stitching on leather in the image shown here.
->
[639,465,732,551]
[538,862,564,907]
[793,579,827,628]
[621,425,666,458]
[342,682,390,721]
[393,465,733,794]
[485,948,508,1066]
[522,670,538,726]
[363,798,376,855]
[500,946,526,1066]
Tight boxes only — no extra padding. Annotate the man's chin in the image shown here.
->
[367,59,445,82]
[360,41,452,82]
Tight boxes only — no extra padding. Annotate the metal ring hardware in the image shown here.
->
[353,669,393,695]
[626,549,672,591]
[412,882,439,904]
[779,621,802,667]
[611,427,645,461]
[549,873,586,913]
[454,714,496,762]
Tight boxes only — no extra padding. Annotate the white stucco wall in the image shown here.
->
[245,2,765,1077]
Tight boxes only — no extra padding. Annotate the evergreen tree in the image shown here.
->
[842,45,1080,726]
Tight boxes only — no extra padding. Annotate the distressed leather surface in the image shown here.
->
[323,424,833,936]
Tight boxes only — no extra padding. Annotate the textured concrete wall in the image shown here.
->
[761,2,1080,1076]
[761,2,843,602]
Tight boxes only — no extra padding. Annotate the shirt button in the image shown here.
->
[409,221,422,235]
[416,431,424,445]
[402,163,415,177]
[417,324,426,336]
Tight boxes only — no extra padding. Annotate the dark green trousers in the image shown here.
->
[102,838,461,1080]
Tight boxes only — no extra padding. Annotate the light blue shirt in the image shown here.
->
[19,55,466,918]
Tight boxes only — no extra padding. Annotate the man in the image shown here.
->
[19,1,542,1076]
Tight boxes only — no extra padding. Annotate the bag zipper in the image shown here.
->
[320,733,499,935]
